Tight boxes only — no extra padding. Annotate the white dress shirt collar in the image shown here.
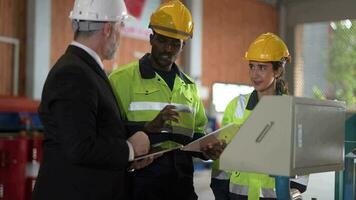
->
[70,41,105,70]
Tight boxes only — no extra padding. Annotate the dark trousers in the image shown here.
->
[132,172,197,200]
[210,178,230,200]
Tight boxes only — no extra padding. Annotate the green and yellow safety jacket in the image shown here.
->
[109,54,207,145]
[109,54,209,199]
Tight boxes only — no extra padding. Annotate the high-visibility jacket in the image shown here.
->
[109,55,208,200]
[213,91,277,199]
[211,94,251,180]
[108,55,207,145]
[213,91,308,199]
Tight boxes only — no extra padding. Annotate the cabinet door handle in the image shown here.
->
[255,121,274,143]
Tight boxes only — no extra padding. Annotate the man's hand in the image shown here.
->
[128,131,150,157]
[144,105,179,133]
[201,140,227,160]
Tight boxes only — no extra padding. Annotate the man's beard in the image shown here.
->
[105,35,118,60]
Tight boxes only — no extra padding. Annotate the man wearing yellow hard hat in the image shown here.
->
[210,33,308,200]
[109,1,225,200]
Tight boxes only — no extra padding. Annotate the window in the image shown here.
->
[212,83,254,113]
[294,19,356,111]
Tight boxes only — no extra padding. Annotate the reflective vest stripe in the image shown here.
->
[128,101,194,113]
[230,183,277,198]
[235,95,247,118]
[229,184,248,196]
[260,188,277,198]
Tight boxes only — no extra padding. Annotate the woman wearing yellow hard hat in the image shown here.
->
[210,33,308,200]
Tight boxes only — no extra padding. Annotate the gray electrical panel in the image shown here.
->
[220,96,346,177]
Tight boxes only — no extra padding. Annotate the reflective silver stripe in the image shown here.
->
[290,175,309,186]
[230,183,277,198]
[128,102,194,113]
[260,188,277,198]
[229,183,248,196]
[211,170,230,180]
[235,95,247,118]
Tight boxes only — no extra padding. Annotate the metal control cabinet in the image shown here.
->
[220,96,346,177]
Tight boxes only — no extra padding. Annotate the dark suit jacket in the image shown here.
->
[33,45,132,200]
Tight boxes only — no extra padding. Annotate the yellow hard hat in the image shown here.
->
[149,0,194,40]
[244,32,291,62]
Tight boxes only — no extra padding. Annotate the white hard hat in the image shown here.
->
[69,0,128,22]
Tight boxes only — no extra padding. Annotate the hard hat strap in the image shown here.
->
[72,20,106,32]
[149,24,191,38]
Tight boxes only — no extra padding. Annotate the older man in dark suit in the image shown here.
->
[32,0,152,199]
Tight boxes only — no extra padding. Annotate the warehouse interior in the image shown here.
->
[0,0,355,199]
